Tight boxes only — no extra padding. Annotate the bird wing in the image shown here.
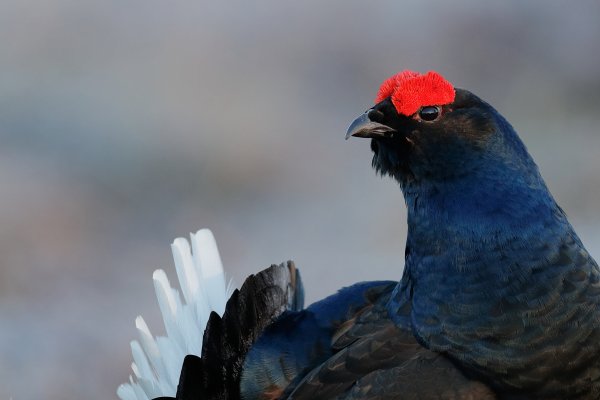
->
[287,297,497,400]
[240,281,398,399]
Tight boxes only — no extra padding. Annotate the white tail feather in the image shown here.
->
[118,229,235,400]
[192,229,228,313]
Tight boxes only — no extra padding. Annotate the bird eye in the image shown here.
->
[417,106,441,122]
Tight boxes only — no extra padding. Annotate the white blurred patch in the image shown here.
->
[117,229,234,400]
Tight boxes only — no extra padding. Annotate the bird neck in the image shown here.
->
[403,172,559,253]
[400,172,569,298]
[389,173,600,396]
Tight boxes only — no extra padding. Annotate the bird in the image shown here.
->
[119,70,600,399]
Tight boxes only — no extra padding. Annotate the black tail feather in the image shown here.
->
[161,261,303,400]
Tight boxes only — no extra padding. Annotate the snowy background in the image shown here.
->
[0,1,599,398]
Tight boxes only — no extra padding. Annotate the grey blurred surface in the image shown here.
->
[0,1,599,398]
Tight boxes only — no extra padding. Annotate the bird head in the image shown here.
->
[347,70,538,189]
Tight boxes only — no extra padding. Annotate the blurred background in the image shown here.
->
[0,0,599,398]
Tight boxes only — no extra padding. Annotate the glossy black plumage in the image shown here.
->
[158,76,600,399]
[285,286,496,400]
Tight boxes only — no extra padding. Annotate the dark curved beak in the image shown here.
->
[345,111,396,140]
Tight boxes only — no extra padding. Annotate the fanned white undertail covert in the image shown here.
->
[117,229,235,400]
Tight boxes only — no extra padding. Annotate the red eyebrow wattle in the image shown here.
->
[375,70,455,116]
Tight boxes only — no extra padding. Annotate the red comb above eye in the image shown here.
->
[375,70,455,116]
